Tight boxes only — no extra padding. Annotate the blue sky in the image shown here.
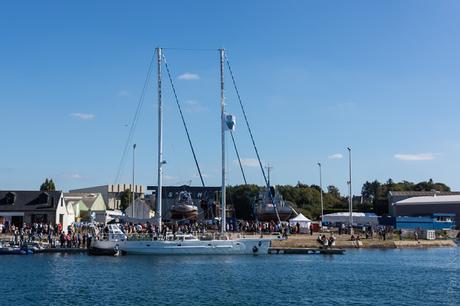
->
[1,1,460,195]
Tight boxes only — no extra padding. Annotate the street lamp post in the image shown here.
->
[132,143,136,218]
[347,147,353,235]
[317,162,324,228]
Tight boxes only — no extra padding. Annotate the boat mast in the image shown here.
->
[220,48,226,234]
[156,47,163,233]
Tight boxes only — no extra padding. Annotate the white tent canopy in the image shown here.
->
[289,213,312,233]
[290,213,311,223]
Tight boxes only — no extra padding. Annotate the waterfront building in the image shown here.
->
[388,190,460,216]
[0,190,75,229]
[392,194,460,229]
[322,212,379,226]
[63,192,107,223]
[125,198,155,219]
[70,184,144,211]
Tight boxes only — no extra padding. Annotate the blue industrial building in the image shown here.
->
[395,213,455,230]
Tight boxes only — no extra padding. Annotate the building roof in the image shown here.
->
[0,190,62,211]
[389,191,460,197]
[323,212,378,217]
[70,184,144,194]
[63,193,101,210]
[394,195,460,205]
[148,185,221,192]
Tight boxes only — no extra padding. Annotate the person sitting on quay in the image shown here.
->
[329,233,336,247]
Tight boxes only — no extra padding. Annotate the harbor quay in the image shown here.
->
[1,186,459,255]
[0,219,457,255]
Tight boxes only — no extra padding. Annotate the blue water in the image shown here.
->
[1,247,459,305]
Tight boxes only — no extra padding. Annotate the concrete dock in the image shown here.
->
[34,248,87,254]
[269,247,345,255]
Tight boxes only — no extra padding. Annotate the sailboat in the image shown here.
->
[90,48,272,255]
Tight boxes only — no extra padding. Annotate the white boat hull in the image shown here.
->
[91,238,271,255]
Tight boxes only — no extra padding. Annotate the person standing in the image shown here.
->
[86,232,92,249]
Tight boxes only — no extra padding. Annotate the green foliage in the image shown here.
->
[40,178,56,191]
[227,184,259,220]
[224,178,451,221]
[327,185,341,199]
[277,183,344,220]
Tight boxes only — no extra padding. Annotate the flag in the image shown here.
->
[225,113,236,131]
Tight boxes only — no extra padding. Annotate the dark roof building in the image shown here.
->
[0,190,74,229]
[0,191,62,211]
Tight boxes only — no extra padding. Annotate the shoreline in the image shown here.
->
[270,234,458,249]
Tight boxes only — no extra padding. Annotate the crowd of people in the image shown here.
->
[91,219,297,241]
[0,222,95,248]
[317,233,336,248]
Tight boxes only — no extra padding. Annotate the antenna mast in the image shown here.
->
[220,48,226,234]
[156,47,163,233]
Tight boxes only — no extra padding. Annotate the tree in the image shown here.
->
[414,179,450,192]
[227,184,259,220]
[310,184,322,193]
[40,178,56,191]
[361,180,381,202]
[327,185,341,199]
[120,189,131,212]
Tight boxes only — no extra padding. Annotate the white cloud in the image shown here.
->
[328,153,343,160]
[70,113,95,120]
[394,153,437,161]
[118,90,130,97]
[178,72,200,80]
[163,175,178,181]
[238,158,260,168]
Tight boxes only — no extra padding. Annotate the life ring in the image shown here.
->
[252,246,258,253]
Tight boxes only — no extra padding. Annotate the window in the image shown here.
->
[31,214,47,223]
[5,192,15,205]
